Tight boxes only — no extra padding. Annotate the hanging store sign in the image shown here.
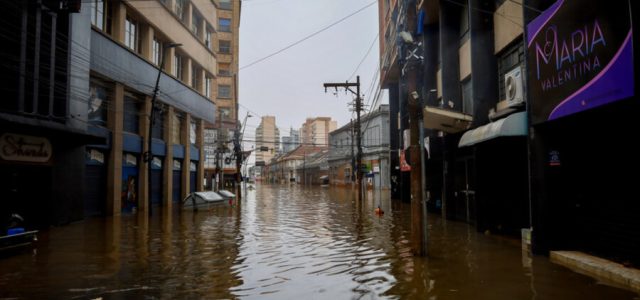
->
[527,0,633,124]
[0,133,52,163]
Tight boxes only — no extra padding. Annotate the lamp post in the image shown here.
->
[145,42,181,215]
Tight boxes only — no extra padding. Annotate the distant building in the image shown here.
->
[282,128,300,153]
[328,105,390,189]
[255,116,280,166]
[300,117,337,147]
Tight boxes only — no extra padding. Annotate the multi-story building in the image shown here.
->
[1,0,220,224]
[281,128,300,153]
[300,117,337,147]
[203,0,241,190]
[379,0,638,266]
[79,0,219,215]
[0,1,96,228]
[328,105,390,189]
[255,116,280,165]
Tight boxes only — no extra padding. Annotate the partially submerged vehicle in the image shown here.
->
[182,192,225,211]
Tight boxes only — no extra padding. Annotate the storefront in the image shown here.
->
[526,0,638,264]
[172,159,182,203]
[85,148,107,217]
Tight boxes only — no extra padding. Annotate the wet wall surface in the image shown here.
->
[1,185,638,299]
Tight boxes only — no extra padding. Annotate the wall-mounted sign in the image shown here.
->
[124,153,137,166]
[549,150,561,166]
[152,157,162,168]
[88,149,105,164]
[0,133,52,163]
[527,0,633,124]
[190,162,197,171]
[173,159,182,170]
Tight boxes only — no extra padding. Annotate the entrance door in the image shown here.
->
[453,157,476,224]
[172,159,182,203]
[150,157,163,206]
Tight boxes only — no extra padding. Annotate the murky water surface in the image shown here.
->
[1,185,638,299]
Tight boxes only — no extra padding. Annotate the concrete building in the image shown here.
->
[379,0,638,266]
[300,117,337,147]
[255,116,280,165]
[328,105,390,189]
[0,1,102,228]
[281,128,300,153]
[78,0,220,215]
[203,0,242,190]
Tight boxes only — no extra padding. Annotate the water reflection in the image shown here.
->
[0,185,637,299]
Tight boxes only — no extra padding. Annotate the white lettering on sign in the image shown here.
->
[0,133,52,163]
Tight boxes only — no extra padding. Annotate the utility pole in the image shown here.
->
[324,76,363,200]
[350,119,356,184]
[401,1,425,256]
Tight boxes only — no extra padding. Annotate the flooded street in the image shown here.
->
[1,185,638,299]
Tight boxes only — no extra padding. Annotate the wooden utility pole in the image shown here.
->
[403,2,425,256]
[324,77,363,200]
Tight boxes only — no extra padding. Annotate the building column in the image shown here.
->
[138,95,151,212]
[140,24,154,62]
[469,0,497,126]
[107,83,124,216]
[166,47,176,76]
[163,106,175,209]
[196,119,205,191]
[111,0,126,44]
[181,114,192,198]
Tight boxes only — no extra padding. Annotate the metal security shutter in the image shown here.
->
[172,171,181,203]
[150,170,162,205]
[84,164,106,217]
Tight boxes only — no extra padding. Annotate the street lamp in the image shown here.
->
[145,42,182,215]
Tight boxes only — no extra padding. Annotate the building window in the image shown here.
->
[90,0,105,30]
[205,29,212,49]
[219,18,231,32]
[219,0,232,10]
[89,81,109,126]
[152,38,163,66]
[192,11,202,37]
[461,78,473,115]
[498,40,524,101]
[218,63,231,76]
[205,76,211,98]
[175,0,186,22]
[219,107,231,119]
[173,53,183,80]
[191,66,199,88]
[460,4,469,43]
[124,16,138,52]
[123,92,141,134]
[218,85,231,98]
[219,40,231,54]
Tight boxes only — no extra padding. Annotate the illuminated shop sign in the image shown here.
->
[527,0,633,124]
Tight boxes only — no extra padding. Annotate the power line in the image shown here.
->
[239,0,376,70]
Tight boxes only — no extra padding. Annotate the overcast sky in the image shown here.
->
[238,0,384,144]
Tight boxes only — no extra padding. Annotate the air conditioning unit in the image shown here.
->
[504,66,524,108]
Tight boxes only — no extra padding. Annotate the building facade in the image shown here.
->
[281,128,300,153]
[0,1,98,228]
[255,116,280,165]
[328,105,390,189]
[79,0,220,215]
[379,0,638,266]
[203,0,241,190]
[300,117,337,147]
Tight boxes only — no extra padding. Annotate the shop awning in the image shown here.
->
[423,106,473,133]
[458,112,527,147]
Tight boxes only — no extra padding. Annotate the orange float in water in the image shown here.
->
[374,206,384,216]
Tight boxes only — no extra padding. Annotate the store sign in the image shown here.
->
[0,133,52,163]
[527,0,633,124]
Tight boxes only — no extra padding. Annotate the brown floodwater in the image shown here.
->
[1,185,638,299]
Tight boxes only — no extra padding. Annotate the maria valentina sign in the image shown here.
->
[527,0,634,124]
[0,133,52,163]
